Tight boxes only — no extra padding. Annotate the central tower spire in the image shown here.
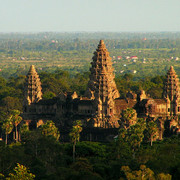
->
[86,40,120,127]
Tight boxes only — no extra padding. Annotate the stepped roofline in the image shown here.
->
[85,40,120,127]
[164,65,180,115]
[24,65,42,106]
[97,39,106,50]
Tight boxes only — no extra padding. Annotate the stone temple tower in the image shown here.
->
[24,65,42,108]
[163,66,180,116]
[86,40,120,127]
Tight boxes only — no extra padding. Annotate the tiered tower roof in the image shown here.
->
[86,40,120,127]
[164,66,180,115]
[164,66,180,101]
[24,65,42,105]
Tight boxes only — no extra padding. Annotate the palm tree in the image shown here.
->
[69,120,82,162]
[147,121,158,146]
[11,110,22,142]
[2,116,13,144]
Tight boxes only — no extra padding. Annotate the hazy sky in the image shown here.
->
[0,0,180,32]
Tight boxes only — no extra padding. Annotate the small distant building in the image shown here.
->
[126,56,130,60]
[120,70,124,73]
[112,56,116,59]
[132,59,136,63]
[175,57,179,61]
[20,57,25,60]
[117,56,122,60]
[130,56,138,60]
[132,70,137,74]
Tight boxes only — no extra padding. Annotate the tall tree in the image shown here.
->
[127,119,146,158]
[146,121,158,146]
[2,116,13,144]
[69,120,82,162]
[11,110,22,142]
[116,128,132,160]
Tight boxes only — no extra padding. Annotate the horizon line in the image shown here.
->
[1,31,180,34]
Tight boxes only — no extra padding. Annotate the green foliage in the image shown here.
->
[19,123,30,143]
[69,120,83,144]
[20,124,29,134]
[6,163,35,180]
[128,122,145,151]
[0,173,5,178]
[11,110,22,142]
[2,116,13,144]
[0,77,6,88]
[69,120,83,162]
[65,141,107,159]
[39,120,60,140]
[115,129,132,161]
[124,73,133,82]
[116,116,147,160]
[0,134,179,180]
[42,91,56,100]
[146,121,159,146]
[157,173,172,180]
[137,118,146,130]
[20,129,66,178]
[11,110,22,126]
[1,96,22,113]
[120,108,137,129]
[70,158,93,172]
[121,165,155,180]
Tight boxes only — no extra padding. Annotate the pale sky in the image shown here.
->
[0,0,180,32]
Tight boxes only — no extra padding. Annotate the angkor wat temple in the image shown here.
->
[22,40,180,141]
